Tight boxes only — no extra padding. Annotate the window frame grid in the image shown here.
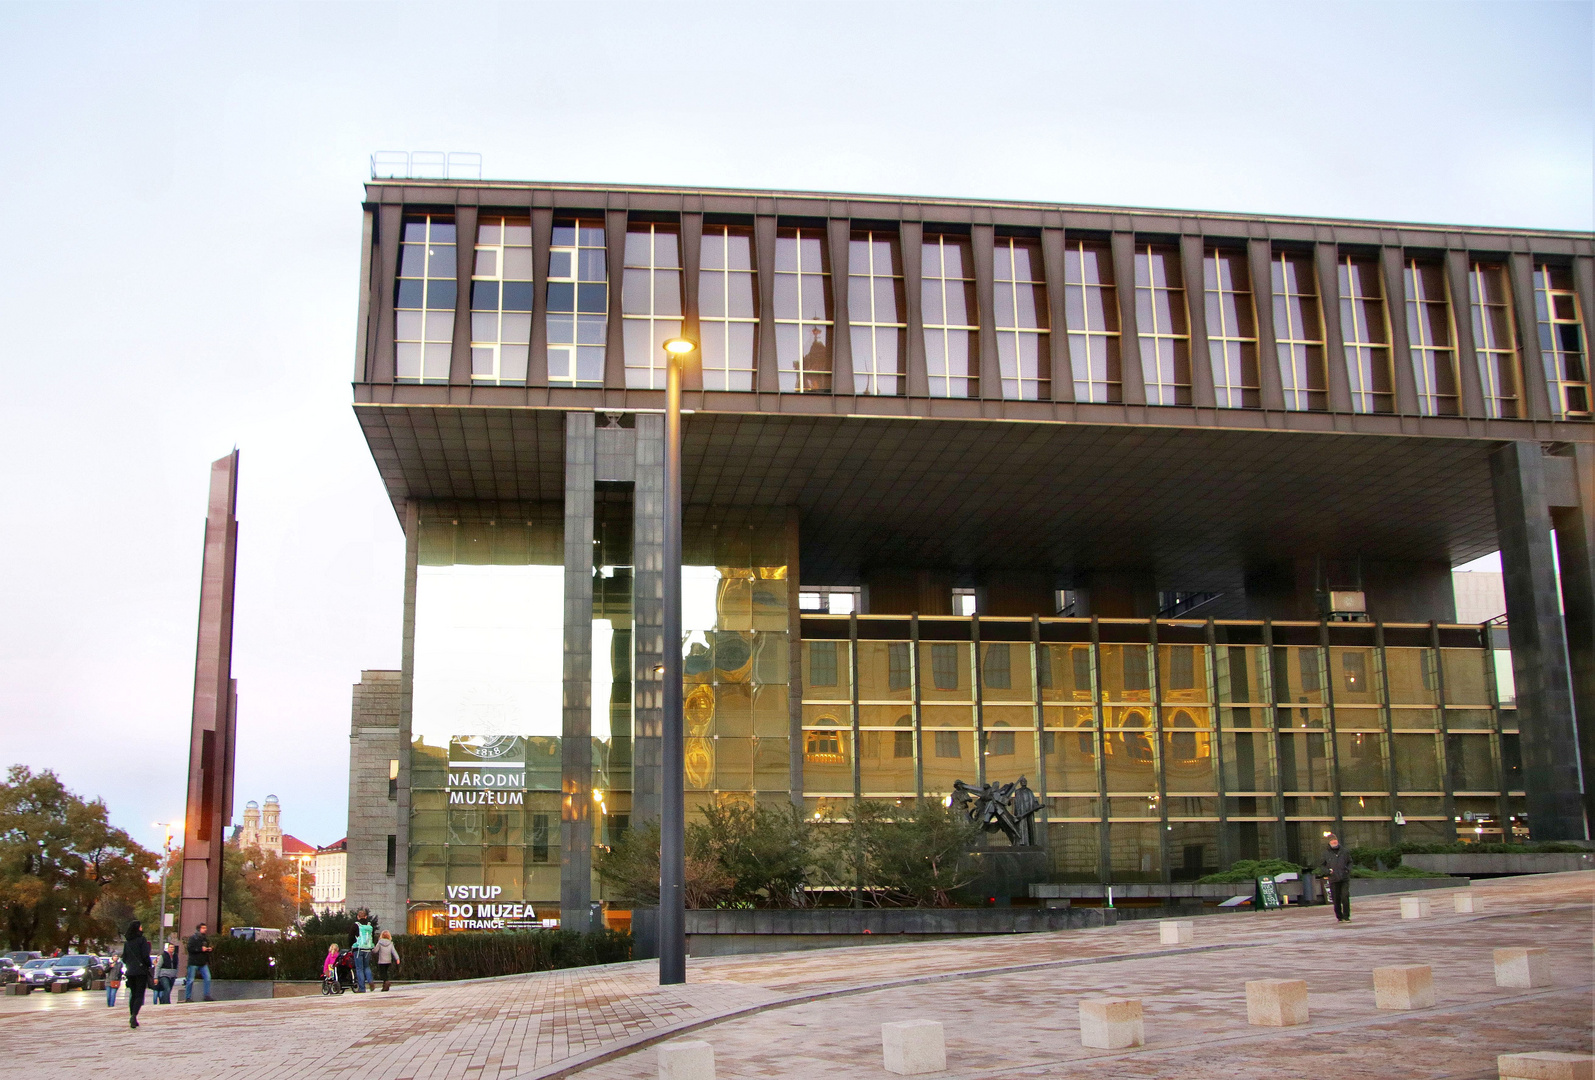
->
[621,221,684,391]
[993,235,1050,400]
[1403,257,1461,417]
[1272,250,1328,412]
[1133,243,1192,406]
[545,217,608,388]
[1534,263,1591,419]
[773,226,834,393]
[469,215,533,385]
[848,229,907,396]
[1063,239,1122,403]
[1338,253,1395,414]
[395,214,457,385]
[1204,246,1259,409]
[698,224,758,392]
[1467,261,1522,419]
[921,232,980,399]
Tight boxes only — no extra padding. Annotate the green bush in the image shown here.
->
[210,929,631,982]
[1350,865,1449,879]
[1195,859,1306,884]
[1350,840,1590,871]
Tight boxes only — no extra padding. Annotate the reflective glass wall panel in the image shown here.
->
[1338,253,1393,414]
[699,225,758,391]
[1134,244,1191,405]
[774,228,833,392]
[1534,263,1591,418]
[396,214,457,383]
[848,230,907,395]
[1468,261,1521,419]
[1063,239,1122,403]
[546,219,608,387]
[993,236,1050,400]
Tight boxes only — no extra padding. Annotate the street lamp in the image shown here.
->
[153,822,179,948]
[659,335,695,986]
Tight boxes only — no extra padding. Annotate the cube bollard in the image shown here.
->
[657,1039,715,1080]
[1374,964,1435,1010]
[1400,896,1432,919]
[1079,998,1144,1050]
[1246,979,1309,1026]
[1159,920,1193,945]
[1494,948,1552,989]
[1454,892,1476,913]
[50,982,69,994]
[881,1020,946,1075]
[1498,1052,1594,1080]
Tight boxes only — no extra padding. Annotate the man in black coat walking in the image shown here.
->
[1318,834,1353,922]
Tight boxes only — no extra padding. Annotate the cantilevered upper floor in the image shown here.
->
[352,179,1595,441]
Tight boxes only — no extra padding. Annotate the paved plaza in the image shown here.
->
[0,873,1589,1079]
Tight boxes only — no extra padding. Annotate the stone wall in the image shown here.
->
[346,670,403,930]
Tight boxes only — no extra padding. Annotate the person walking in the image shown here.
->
[155,939,179,1004]
[105,954,122,1007]
[351,911,375,993]
[372,930,401,992]
[1318,833,1354,922]
[121,922,152,1029]
[184,923,215,1002]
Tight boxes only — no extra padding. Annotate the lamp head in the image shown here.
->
[662,337,696,357]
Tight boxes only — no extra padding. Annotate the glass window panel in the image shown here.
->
[1214,645,1268,704]
[1162,715,1213,793]
[1220,730,1273,791]
[1385,648,1438,704]
[1447,733,1497,791]
[994,237,1050,399]
[1135,244,1190,405]
[857,641,913,700]
[1041,715,1097,793]
[1534,263,1591,418]
[1107,822,1161,882]
[1046,822,1100,882]
[922,234,979,398]
[1098,644,1152,702]
[1278,732,1331,791]
[1336,732,1388,790]
[1272,646,1325,705]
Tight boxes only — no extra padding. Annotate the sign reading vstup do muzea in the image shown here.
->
[447,736,526,804]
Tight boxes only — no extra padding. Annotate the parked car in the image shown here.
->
[18,959,58,988]
[229,927,282,942]
[0,958,17,984]
[47,955,104,989]
[2,951,42,966]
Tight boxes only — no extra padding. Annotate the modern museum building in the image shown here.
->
[338,178,1595,935]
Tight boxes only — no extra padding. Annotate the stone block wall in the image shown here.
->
[346,670,403,930]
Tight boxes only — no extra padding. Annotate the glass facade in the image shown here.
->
[774,227,833,392]
[922,233,979,398]
[699,225,758,391]
[802,616,1522,877]
[470,216,533,385]
[1204,246,1258,408]
[848,230,906,396]
[1404,257,1460,416]
[993,236,1049,400]
[1534,263,1591,418]
[396,214,457,383]
[546,218,608,388]
[1064,239,1122,403]
[1468,261,1521,419]
[1134,244,1191,405]
[1272,250,1326,411]
[622,222,683,389]
[1338,253,1394,414]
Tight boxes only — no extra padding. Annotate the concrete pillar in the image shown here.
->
[1549,443,1595,834]
[561,414,596,928]
[1079,569,1156,618]
[982,572,1055,617]
[1491,441,1587,840]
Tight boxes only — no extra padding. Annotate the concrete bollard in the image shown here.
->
[1400,896,1432,919]
[657,1039,715,1080]
[1498,1052,1594,1080]
[1494,948,1552,989]
[1373,964,1435,1010]
[1159,920,1193,945]
[1453,891,1476,913]
[1246,979,1309,1026]
[881,1020,946,1075]
[1079,998,1144,1049]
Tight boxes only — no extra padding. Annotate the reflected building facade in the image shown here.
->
[344,180,1595,934]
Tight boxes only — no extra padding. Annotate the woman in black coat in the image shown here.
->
[121,921,153,1028]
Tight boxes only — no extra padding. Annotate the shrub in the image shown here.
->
[1196,859,1307,884]
[210,929,631,982]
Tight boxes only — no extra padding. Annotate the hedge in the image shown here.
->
[211,929,632,982]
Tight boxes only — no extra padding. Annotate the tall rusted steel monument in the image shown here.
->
[179,451,240,947]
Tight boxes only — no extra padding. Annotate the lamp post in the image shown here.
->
[154,822,177,948]
[659,335,695,986]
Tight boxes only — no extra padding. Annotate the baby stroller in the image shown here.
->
[320,948,357,995]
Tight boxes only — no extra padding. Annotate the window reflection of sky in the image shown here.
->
[412,564,564,745]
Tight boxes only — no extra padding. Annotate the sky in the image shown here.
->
[0,1,1589,855]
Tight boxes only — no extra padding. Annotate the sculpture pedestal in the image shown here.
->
[965,846,1049,905]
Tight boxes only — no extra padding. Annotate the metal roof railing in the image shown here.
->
[370,151,482,181]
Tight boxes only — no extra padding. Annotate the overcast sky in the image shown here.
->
[0,1,1589,854]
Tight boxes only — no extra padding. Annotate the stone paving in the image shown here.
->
[0,872,1588,1080]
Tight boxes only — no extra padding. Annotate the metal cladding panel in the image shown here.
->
[180,451,239,952]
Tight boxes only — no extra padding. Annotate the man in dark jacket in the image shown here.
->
[184,924,214,1002]
[1318,834,1353,922]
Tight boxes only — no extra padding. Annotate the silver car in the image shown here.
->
[18,959,58,988]
[49,955,104,989]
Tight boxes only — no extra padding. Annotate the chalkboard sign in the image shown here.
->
[1256,877,1283,909]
